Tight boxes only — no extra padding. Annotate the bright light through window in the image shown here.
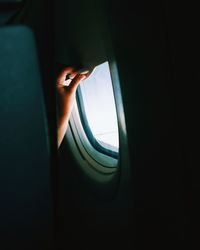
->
[79,62,119,151]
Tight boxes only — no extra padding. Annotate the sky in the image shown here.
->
[80,62,119,149]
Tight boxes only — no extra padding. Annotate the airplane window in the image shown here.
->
[77,61,119,159]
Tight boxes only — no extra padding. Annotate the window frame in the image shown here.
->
[69,101,118,172]
[65,59,129,178]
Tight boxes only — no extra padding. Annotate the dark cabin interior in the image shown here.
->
[0,0,199,249]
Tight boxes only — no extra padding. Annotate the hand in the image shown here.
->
[56,67,88,147]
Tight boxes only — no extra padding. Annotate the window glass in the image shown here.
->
[78,61,119,155]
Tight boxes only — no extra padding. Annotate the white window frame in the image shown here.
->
[65,60,128,179]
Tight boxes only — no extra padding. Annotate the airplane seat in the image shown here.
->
[0,26,53,249]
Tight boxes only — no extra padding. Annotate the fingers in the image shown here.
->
[56,67,89,93]
[69,70,89,80]
[56,67,74,85]
[68,73,86,92]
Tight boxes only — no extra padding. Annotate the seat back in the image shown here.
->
[0,26,53,250]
